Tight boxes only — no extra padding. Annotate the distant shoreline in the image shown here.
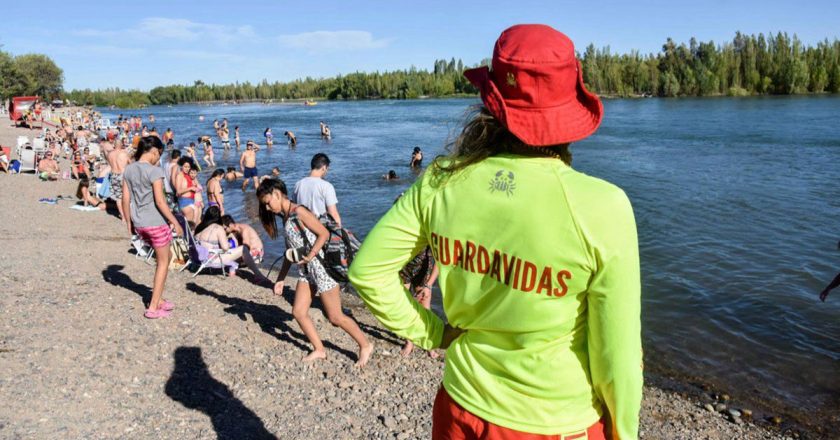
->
[92,92,840,110]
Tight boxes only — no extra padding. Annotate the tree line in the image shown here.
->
[66,58,477,107]
[582,32,840,97]
[0,49,64,100]
[4,31,839,108]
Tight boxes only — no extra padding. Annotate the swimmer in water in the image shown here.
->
[819,240,840,301]
[264,128,274,148]
[225,166,244,183]
[285,131,297,147]
[382,170,399,180]
[409,146,423,168]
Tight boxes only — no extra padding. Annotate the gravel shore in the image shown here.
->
[0,122,801,439]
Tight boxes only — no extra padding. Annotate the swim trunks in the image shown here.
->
[135,224,172,249]
[432,387,606,440]
[244,167,258,178]
[109,173,124,199]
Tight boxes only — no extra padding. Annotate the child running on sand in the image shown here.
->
[122,136,184,319]
[257,178,373,367]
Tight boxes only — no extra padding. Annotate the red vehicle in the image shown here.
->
[8,96,40,127]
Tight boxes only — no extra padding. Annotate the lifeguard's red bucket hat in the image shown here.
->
[463,24,603,146]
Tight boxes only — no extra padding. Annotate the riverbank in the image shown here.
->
[0,121,808,439]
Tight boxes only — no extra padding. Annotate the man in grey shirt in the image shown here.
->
[293,153,341,227]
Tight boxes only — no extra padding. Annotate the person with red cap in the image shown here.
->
[350,24,642,439]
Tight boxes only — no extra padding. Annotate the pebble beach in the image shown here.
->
[0,120,809,439]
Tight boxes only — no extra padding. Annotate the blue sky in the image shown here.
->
[3,0,838,91]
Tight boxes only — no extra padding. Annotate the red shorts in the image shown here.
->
[135,224,172,249]
[432,387,606,440]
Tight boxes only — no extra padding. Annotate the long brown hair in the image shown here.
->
[76,176,91,200]
[256,178,288,239]
[430,106,571,182]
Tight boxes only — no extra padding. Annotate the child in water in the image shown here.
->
[264,128,273,148]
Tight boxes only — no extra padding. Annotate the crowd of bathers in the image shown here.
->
[11,108,441,366]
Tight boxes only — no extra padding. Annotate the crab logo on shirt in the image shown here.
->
[489,170,516,197]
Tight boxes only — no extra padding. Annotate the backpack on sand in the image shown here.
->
[293,213,361,284]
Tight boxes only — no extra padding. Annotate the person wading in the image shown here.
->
[349,24,642,440]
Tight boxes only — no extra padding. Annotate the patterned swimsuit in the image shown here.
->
[284,207,338,294]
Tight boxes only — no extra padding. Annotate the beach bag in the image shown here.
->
[9,160,20,173]
[169,237,189,270]
[292,213,361,284]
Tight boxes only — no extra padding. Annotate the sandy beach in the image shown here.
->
[0,120,802,439]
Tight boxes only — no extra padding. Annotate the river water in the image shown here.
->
[101,96,840,428]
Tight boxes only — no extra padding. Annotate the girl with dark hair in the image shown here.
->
[76,176,106,210]
[206,169,226,214]
[349,25,642,439]
[122,136,184,319]
[264,128,273,148]
[256,178,373,367]
[194,206,242,276]
[175,157,200,226]
[409,146,423,168]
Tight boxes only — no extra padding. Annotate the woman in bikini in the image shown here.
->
[76,176,106,210]
[175,157,200,226]
[71,150,89,180]
[257,178,373,367]
[206,169,226,214]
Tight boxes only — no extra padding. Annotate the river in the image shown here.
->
[101,96,840,431]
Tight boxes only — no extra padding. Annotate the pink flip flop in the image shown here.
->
[160,300,174,311]
[144,308,171,319]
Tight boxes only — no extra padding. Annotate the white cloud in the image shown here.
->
[73,18,257,46]
[278,30,390,52]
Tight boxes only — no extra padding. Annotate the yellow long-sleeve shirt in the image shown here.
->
[349,154,642,438]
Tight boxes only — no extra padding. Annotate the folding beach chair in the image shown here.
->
[177,215,238,277]
[16,136,29,156]
[18,149,36,174]
[32,137,46,154]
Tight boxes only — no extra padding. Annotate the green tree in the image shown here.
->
[13,53,63,98]
[0,50,31,99]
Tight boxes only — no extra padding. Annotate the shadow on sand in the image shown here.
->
[102,264,151,306]
[185,282,365,362]
[165,346,277,440]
